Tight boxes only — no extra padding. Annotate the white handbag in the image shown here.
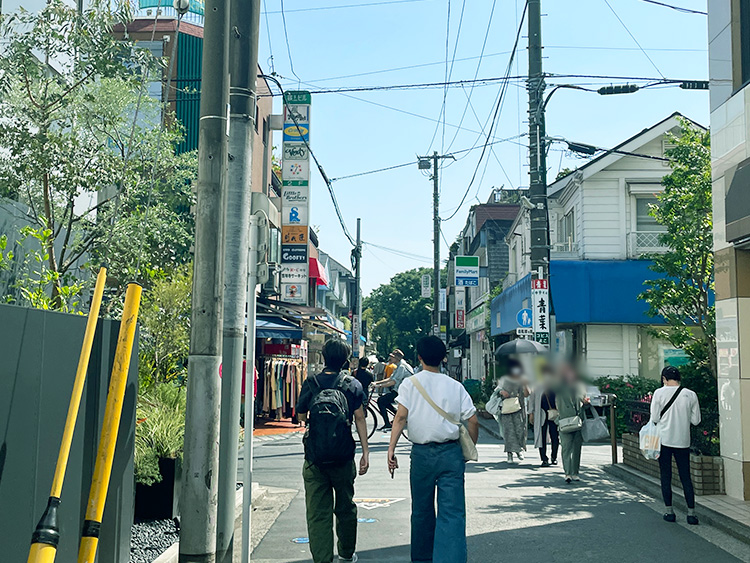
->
[501,397,522,415]
[411,378,478,462]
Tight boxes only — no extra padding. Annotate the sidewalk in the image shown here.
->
[253,417,305,437]
[605,463,750,546]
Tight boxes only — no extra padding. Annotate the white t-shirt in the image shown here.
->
[396,371,477,445]
[650,385,701,449]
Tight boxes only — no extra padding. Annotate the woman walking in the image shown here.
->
[494,359,530,463]
[530,366,559,467]
[555,362,588,483]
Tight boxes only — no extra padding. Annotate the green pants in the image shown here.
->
[303,460,358,563]
[560,430,583,476]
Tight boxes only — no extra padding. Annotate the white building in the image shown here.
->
[493,113,703,379]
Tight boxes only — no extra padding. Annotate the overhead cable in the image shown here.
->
[603,0,666,78]
[638,0,706,15]
[441,0,529,222]
[262,0,431,14]
[280,0,302,83]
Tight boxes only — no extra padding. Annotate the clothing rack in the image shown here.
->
[258,354,307,420]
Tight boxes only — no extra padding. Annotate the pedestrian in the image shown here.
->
[494,359,530,463]
[530,366,559,467]
[555,362,588,483]
[296,339,371,563]
[651,366,701,525]
[373,349,413,429]
[387,336,478,563]
[354,356,374,393]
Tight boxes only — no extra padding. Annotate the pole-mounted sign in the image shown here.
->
[455,256,479,286]
[531,278,550,345]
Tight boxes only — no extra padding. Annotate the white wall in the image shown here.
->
[584,324,639,376]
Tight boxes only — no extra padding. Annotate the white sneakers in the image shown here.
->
[339,554,358,562]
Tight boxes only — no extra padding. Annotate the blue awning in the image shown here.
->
[256,316,303,340]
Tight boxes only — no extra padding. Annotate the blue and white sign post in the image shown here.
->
[517,308,533,328]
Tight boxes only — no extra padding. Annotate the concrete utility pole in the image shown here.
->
[527,0,550,278]
[352,218,362,359]
[216,0,261,560]
[179,0,230,557]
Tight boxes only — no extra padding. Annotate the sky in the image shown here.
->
[258,0,710,295]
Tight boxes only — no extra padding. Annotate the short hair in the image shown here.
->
[322,339,351,370]
[662,366,681,382]
[416,336,446,368]
[358,357,370,368]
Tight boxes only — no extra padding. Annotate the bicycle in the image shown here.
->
[353,386,408,442]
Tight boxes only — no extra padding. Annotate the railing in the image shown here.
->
[628,231,668,256]
[552,241,579,253]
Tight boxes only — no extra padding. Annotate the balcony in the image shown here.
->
[628,231,668,257]
[552,241,580,258]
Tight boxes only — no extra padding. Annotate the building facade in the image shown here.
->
[492,114,701,379]
[708,0,750,500]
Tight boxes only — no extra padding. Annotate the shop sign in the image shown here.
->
[282,159,310,182]
[467,305,486,333]
[282,225,308,244]
[531,278,550,345]
[421,274,431,298]
[281,244,307,263]
[281,265,307,283]
[282,282,307,304]
[283,142,309,161]
[455,256,479,286]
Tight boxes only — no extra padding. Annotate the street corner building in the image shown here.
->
[491,113,709,380]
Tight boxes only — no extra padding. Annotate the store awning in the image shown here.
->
[309,257,329,287]
[256,315,303,340]
[305,319,347,336]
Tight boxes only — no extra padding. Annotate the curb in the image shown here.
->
[477,415,502,441]
[603,464,750,547]
[152,483,269,563]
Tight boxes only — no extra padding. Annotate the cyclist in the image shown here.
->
[373,349,413,430]
[354,357,374,392]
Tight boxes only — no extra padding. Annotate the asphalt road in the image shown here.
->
[246,428,750,563]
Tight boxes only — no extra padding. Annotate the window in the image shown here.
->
[635,197,666,232]
[557,209,575,249]
[741,0,750,88]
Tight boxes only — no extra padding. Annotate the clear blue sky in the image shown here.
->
[259,0,709,295]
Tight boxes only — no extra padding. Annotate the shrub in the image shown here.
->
[135,382,186,486]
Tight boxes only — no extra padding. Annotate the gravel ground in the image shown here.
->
[130,518,179,563]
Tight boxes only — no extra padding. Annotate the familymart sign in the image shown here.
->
[454,256,479,287]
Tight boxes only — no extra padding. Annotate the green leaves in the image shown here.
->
[639,119,715,377]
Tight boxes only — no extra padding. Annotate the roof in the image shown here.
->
[112,18,205,38]
[468,204,521,235]
[547,112,706,197]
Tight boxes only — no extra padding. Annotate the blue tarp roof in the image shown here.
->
[256,316,303,340]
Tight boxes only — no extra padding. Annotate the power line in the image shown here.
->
[362,241,432,262]
[261,74,355,245]
[280,0,302,83]
[441,0,529,222]
[603,0,666,79]
[262,0,275,73]
[262,0,432,14]
[425,0,455,155]
[637,0,706,15]
[445,0,498,153]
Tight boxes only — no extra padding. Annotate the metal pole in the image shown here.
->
[527,0,549,279]
[352,218,362,359]
[610,397,618,464]
[241,214,261,563]
[217,0,261,560]
[432,152,440,335]
[78,283,142,563]
[179,0,230,556]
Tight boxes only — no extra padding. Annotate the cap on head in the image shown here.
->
[391,349,404,360]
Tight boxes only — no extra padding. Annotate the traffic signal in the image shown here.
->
[598,84,639,95]
[679,81,709,90]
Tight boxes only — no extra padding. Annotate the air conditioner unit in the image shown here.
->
[261,262,281,296]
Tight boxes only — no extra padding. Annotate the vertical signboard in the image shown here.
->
[280,91,311,304]
[455,287,466,329]
[421,274,432,298]
[439,289,447,312]
[531,278,550,345]
[455,256,480,286]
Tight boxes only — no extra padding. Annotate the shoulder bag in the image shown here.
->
[411,378,478,462]
[581,405,610,442]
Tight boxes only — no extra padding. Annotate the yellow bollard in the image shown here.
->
[27,267,108,563]
[77,282,142,563]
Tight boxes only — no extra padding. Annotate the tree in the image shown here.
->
[639,121,715,377]
[363,268,434,362]
[0,1,196,310]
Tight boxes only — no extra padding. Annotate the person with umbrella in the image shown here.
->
[490,358,530,463]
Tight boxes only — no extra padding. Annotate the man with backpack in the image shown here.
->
[650,366,701,525]
[296,339,370,563]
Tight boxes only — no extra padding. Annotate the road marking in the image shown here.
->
[353,497,405,510]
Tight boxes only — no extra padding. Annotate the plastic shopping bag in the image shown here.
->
[639,420,661,460]
[581,406,610,442]
[485,392,501,417]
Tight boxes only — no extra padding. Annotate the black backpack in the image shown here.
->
[304,373,355,466]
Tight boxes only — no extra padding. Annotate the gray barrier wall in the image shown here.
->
[0,303,137,562]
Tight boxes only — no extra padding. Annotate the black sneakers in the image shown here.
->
[687,515,699,526]
[663,513,676,523]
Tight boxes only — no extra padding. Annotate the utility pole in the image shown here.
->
[216,0,260,561]
[527,0,549,278]
[179,0,230,557]
[417,153,454,337]
[352,218,362,359]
